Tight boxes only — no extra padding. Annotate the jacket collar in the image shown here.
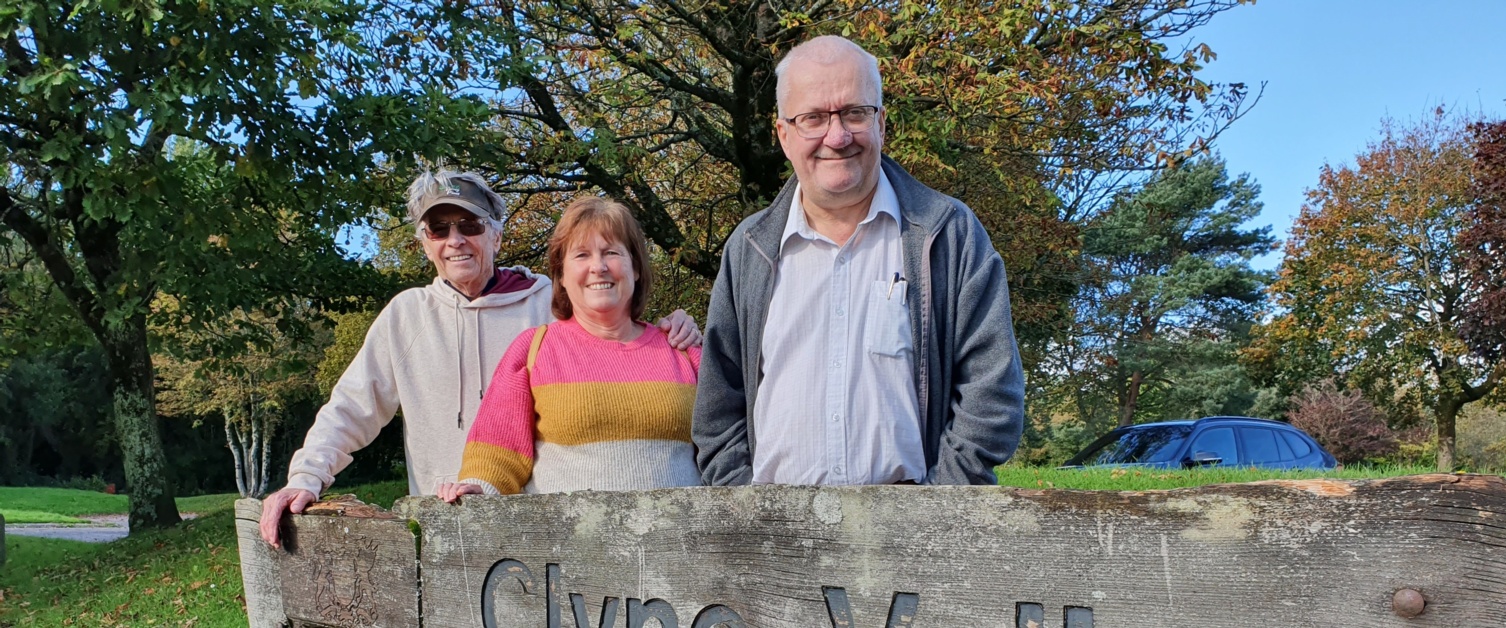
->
[745,155,955,255]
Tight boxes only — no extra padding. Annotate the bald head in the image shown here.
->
[775,36,883,117]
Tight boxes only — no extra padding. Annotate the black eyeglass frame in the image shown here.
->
[780,105,882,139]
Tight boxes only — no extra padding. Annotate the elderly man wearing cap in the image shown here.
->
[260,170,701,547]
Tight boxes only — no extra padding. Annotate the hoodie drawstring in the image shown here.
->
[454,300,489,430]
[455,299,464,429]
[474,307,484,403]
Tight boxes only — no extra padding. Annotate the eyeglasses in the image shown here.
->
[782,105,881,139]
[422,218,488,240]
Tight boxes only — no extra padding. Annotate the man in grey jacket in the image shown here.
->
[693,35,1024,486]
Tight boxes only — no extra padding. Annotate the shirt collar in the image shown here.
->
[782,169,900,246]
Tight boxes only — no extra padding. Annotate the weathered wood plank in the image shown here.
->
[398,475,1506,627]
[238,475,1506,627]
[235,497,419,628]
[235,500,288,628]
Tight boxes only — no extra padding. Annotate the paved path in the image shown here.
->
[6,514,128,543]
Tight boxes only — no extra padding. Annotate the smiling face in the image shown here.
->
[419,205,500,297]
[561,230,638,324]
[776,53,885,216]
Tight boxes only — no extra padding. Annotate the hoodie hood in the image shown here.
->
[427,265,551,308]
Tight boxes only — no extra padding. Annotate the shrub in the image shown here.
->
[1287,380,1399,464]
[1457,405,1506,473]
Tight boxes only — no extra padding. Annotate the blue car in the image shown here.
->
[1061,416,1338,470]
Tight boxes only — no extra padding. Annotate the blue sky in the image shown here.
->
[1192,0,1506,269]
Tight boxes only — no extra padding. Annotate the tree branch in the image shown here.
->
[0,186,105,336]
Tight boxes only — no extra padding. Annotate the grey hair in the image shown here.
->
[405,169,507,236]
[774,36,883,117]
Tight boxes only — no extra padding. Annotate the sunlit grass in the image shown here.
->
[0,509,90,525]
[0,486,243,518]
[0,480,407,627]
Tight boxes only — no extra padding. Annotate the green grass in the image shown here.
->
[0,487,128,517]
[995,463,1442,491]
[175,493,241,514]
[0,487,241,520]
[0,480,406,627]
[0,510,89,525]
[1,511,242,627]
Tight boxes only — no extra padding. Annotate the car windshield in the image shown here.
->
[1069,425,1194,465]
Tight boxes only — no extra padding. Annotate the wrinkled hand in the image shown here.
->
[436,482,482,503]
[260,487,317,549]
[657,309,702,350]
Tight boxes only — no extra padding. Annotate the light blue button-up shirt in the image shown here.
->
[751,172,926,485]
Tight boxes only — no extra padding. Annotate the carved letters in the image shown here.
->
[479,559,1087,628]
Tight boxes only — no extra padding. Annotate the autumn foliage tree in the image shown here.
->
[1256,110,1503,471]
[155,302,328,498]
[396,0,1254,357]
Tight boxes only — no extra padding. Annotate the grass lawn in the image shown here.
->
[0,480,407,627]
[0,487,254,526]
[0,487,129,518]
[995,463,1442,490]
[0,510,89,525]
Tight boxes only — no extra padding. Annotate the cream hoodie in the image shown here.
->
[285,267,553,496]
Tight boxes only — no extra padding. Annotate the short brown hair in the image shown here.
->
[547,196,654,321]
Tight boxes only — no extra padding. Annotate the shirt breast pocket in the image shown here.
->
[865,279,911,357]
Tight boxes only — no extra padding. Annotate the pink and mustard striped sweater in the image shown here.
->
[457,318,702,494]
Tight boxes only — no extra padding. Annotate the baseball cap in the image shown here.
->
[408,175,503,223]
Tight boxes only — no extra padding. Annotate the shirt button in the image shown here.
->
[831,413,840,422]
[837,256,846,264]
[836,308,845,316]
[834,466,844,474]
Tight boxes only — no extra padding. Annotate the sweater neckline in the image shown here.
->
[554,317,659,350]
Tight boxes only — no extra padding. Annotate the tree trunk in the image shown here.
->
[101,320,181,530]
[1117,370,1145,428]
[1436,396,1462,473]
[249,413,264,498]
[227,415,249,498]
[259,413,273,498]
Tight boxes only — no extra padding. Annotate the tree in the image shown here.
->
[1259,110,1504,472]
[0,1,416,528]
[403,0,1254,348]
[1068,157,1274,428]
[1460,119,1506,362]
[155,304,327,498]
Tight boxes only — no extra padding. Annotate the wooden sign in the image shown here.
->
[236,474,1506,627]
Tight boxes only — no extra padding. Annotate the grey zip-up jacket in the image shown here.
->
[693,156,1025,485]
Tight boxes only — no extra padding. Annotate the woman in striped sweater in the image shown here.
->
[436,197,701,498]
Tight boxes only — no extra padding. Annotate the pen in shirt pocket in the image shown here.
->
[887,272,907,301]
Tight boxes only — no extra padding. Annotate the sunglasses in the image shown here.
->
[422,218,488,240]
